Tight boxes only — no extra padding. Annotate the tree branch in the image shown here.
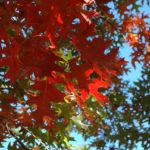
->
[23,127,50,150]
[0,120,29,150]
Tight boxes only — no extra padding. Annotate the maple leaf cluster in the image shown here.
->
[0,0,149,133]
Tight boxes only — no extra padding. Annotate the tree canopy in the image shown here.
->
[0,0,150,149]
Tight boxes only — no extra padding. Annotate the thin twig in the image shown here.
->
[23,126,50,150]
[0,120,29,150]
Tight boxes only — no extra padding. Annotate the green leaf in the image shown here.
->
[8,29,17,37]
[71,114,88,129]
